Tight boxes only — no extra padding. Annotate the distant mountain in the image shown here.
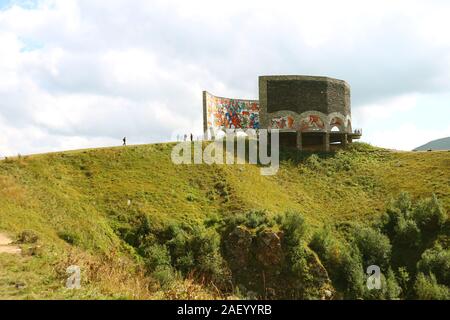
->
[413,137,450,151]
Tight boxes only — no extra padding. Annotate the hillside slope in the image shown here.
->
[414,137,450,151]
[0,143,448,299]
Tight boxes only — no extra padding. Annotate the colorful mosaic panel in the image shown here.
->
[206,93,260,129]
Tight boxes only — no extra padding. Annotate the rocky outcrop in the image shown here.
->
[223,225,334,299]
[255,229,284,267]
[225,226,253,269]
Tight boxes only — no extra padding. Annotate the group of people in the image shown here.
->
[179,133,194,142]
[121,133,197,147]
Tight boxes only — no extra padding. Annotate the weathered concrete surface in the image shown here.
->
[259,75,351,129]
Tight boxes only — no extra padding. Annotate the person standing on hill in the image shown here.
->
[123,137,127,146]
[190,133,193,142]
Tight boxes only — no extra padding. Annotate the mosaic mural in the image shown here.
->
[300,114,325,132]
[270,116,295,129]
[206,93,260,130]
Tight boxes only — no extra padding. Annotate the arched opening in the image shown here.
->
[331,126,340,132]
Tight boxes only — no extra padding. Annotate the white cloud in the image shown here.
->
[353,94,419,127]
[362,123,450,151]
[0,0,450,156]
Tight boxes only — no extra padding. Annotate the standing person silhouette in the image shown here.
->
[123,137,127,146]
[190,133,193,142]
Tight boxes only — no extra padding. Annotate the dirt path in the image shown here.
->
[0,233,21,254]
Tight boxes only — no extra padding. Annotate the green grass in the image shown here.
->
[0,142,448,299]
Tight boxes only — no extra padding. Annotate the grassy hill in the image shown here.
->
[0,142,448,299]
[414,137,450,151]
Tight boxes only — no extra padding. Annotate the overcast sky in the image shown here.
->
[0,0,449,156]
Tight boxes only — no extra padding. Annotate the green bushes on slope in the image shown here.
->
[114,192,447,300]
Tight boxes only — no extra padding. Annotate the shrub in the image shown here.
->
[417,244,450,286]
[309,227,341,272]
[393,216,421,248]
[333,151,352,171]
[381,192,413,238]
[309,226,372,299]
[414,273,450,300]
[383,193,446,245]
[142,244,172,271]
[186,194,196,202]
[289,243,323,299]
[17,230,39,244]
[152,265,177,288]
[353,227,392,270]
[339,249,366,299]
[226,210,271,230]
[393,192,413,215]
[57,230,81,246]
[141,244,177,287]
[304,154,321,171]
[280,211,307,247]
[123,213,155,247]
[165,224,229,284]
[384,269,402,299]
[412,194,447,237]
[189,226,226,278]
[397,267,410,297]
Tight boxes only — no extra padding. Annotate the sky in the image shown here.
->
[0,0,449,156]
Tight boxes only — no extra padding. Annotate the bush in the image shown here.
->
[333,151,352,171]
[393,216,421,248]
[417,244,450,286]
[142,244,172,271]
[17,230,39,244]
[189,226,226,279]
[339,250,366,299]
[226,210,271,230]
[310,226,375,299]
[309,227,342,273]
[353,227,392,270]
[280,211,307,247]
[414,273,450,300]
[289,243,323,299]
[304,154,321,171]
[393,192,413,215]
[381,192,413,238]
[141,244,177,287]
[412,194,447,237]
[397,267,410,297]
[383,193,446,246]
[165,224,229,284]
[57,230,81,246]
[152,266,177,288]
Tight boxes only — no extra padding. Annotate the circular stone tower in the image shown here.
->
[259,75,360,151]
